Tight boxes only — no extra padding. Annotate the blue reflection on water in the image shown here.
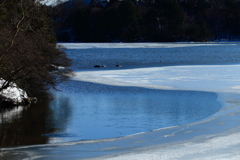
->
[47,80,221,142]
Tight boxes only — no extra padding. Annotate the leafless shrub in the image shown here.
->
[0,0,73,95]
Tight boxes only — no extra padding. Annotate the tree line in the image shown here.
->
[54,0,240,42]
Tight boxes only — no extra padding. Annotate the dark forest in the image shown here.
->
[54,0,240,42]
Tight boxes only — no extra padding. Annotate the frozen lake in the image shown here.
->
[2,42,240,160]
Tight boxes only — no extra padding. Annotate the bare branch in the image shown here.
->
[0,0,36,60]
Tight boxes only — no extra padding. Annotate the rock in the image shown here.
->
[94,65,101,68]
[30,97,37,103]
[116,65,122,67]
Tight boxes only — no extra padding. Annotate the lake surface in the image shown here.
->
[46,81,220,143]
[0,80,221,147]
[2,43,236,147]
[64,42,240,70]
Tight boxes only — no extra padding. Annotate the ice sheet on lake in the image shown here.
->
[59,42,235,49]
[73,64,240,93]
[103,131,240,160]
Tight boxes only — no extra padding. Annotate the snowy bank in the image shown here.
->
[0,79,29,106]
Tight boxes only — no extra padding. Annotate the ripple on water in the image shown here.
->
[46,80,221,143]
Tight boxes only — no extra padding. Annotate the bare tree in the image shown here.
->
[0,0,72,95]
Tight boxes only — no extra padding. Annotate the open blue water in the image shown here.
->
[64,43,240,70]
[45,80,221,143]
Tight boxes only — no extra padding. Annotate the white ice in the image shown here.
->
[103,132,240,160]
[60,42,233,49]
[73,64,240,93]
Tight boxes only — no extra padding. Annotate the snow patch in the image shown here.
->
[59,42,234,49]
[0,79,28,103]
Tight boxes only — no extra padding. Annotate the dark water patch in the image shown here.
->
[0,92,54,148]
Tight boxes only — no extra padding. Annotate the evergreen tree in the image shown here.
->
[53,0,240,42]
[116,0,140,41]
[73,8,90,41]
